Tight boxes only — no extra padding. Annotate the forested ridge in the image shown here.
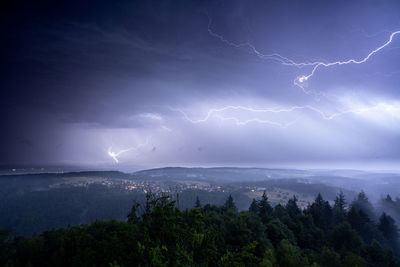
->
[0,191,399,266]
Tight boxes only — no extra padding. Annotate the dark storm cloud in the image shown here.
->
[1,0,400,167]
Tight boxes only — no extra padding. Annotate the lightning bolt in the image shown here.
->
[172,106,294,128]
[294,30,400,89]
[174,103,400,128]
[107,136,151,164]
[108,148,133,164]
[167,18,400,130]
[207,17,305,67]
[207,16,400,95]
[213,114,296,128]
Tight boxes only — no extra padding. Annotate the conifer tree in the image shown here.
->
[224,194,237,211]
[195,196,201,208]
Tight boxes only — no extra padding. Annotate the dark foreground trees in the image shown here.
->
[0,191,399,267]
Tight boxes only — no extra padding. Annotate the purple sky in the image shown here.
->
[2,0,400,170]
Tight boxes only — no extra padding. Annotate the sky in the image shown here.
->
[1,0,400,170]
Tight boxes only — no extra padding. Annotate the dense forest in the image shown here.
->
[0,171,357,236]
[0,191,399,266]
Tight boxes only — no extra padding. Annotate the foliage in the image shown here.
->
[0,191,399,266]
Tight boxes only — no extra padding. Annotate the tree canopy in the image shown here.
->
[0,191,399,266]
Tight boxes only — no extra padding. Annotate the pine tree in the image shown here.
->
[378,212,399,250]
[195,196,201,208]
[224,194,237,211]
[258,191,273,224]
[308,193,332,229]
[334,191,346,211]
[286,195,301,218]
[385,194,393,203]
[249,199,259,214]
[333,191,347,223]
[351,191,374,219]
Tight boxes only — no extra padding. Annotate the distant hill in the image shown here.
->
[0,166,399,236]
[132,166,311,182]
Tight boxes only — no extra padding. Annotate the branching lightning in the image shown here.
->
[108,18,400,161]
[108,148,133,164]
[293,30,400,90]
[174,103,400,128]
[108,136,151,163]
[172,106,294,128]
[161,18,400,133]
[207,16,400,94]
[207,18,307,67]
